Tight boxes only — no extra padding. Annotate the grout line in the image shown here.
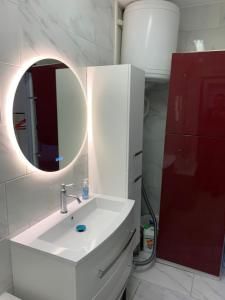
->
[3,183,10,239]
[157,259,195,276]
[190,273,195,297]
[131,278,141,300]
[4,173,32,185]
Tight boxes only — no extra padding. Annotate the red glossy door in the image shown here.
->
[158,134,225,276]
[167,52,225,138]
[158,51,225,276]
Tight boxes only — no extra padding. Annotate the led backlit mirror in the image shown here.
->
[13,59,87,172]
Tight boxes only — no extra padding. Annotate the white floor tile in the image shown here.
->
[133,262,194,296]
[191,274,225,300]
[127,276,141,300]
[133,280,195,300]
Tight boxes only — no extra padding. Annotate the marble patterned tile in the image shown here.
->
[0,0,20,65]
[219,2,225,27]
[179,3,221,32]
[0,239,13,294]
[0,125,26,184]
[0,0,113,296]
[127,276,141,300]
[6,164,77,236]
[0,62,20,126]
[191,274,225,300]
[17,0,113,72]
[179,26,225,53]
[133,280,195,300]
[133,263,194,296]
[0,184,8,240]
[143,84,168,215]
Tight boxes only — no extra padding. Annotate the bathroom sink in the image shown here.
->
[11,195,135,263]
[39,197,128,257]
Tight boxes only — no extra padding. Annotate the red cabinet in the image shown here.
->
[167,52,225,138]
[157,51,225,276]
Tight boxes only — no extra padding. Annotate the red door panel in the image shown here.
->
[31,66,59,171]
[167,51,225,138]
[158,134,225,276]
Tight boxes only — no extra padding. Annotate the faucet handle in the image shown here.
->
[65,183,75,187]
[61,183,75,192]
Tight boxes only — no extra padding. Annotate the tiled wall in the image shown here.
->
[144,0,225,216]
[0,0,114,294]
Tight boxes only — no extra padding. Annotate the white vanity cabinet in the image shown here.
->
[88,65,145,248]
[11,196,135,300]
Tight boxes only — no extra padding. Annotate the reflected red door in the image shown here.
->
[31,66,59,171]
[158,51,225,276]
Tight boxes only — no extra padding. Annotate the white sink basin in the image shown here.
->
[11,195,135,263]
[40,197,126,254]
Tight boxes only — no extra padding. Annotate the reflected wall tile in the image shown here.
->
[0,184,8,240]
[0,240,13,295]
[0,0,20,65]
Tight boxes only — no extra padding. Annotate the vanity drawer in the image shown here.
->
[93,232,134,300]
[76,206,135,300]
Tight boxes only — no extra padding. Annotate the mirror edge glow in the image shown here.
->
[6,55,88,175]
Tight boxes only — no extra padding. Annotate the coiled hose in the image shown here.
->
[134,181,158,267]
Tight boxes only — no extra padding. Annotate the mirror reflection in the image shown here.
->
[13,59,87,172]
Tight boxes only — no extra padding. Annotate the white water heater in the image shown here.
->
[121,0,180,81]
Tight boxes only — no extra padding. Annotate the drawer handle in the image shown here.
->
[134,175,142,183]
[134,150,143,158]
[98,228,136,279]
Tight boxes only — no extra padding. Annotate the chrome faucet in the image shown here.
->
[60,183,81,214]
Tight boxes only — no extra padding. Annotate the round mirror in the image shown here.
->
[13,59,87,172]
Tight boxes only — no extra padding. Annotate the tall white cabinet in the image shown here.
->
[88,65,145,247]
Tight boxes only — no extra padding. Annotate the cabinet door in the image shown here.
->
[167,51,225,138]
[157,134,225,276]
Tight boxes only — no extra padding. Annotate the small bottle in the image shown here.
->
[143,224,154,254]
[82,178,89,200]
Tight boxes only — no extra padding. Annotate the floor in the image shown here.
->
[127,261,225,300]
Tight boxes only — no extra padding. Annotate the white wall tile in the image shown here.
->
[0,0,20,65]
[6,164,79,237]
[0,184,8,240]
[0,0,114,294]
[0,240,12,295]
[179,4,221,31]
[179,26,225,52]
[143,84,168,215]
[0,125,26,183]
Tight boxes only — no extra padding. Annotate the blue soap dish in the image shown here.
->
[76,224,86,232]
